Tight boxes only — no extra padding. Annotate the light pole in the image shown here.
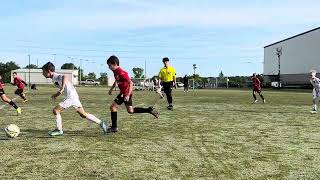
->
[276,47,282,88]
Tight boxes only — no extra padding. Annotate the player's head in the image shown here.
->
[252,73,257,77]
[310,70,317,78]
[12,72,17,78]
[162,57,170,67]
[42,62,55,78]
[107,55,120,71]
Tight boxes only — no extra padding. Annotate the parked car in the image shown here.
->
[176,82,184,87]
[80,79,100,86]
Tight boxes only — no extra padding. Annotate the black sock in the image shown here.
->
[253,94,257,100]
[134,107,151,113]
[9,101,18,109]
[166,93,173,105]
[259,94,265,100]
[20,94,26,100]
[111,112,117,128]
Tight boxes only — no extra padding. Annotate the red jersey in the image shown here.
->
[113,67,131,95]
[13,77,25,89]
[252,77,261,91]
[0,80,4,89]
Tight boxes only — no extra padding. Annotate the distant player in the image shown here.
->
[107,55,159,133]
[252,73,266,103]
[11,72,28,102]
[183,74,189,92]
[41,62,107,136]
[0,75,22,115]
[158,57,177,110]
[310,70,320,114]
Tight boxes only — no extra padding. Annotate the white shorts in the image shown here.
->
[59,97,82,109]
[313,89,320,99]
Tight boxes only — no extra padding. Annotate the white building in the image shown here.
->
[11,69,79,85]
[264,27,320,86]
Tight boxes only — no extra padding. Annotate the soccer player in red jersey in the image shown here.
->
[252,73,266,103]
[0,74,22,115]
[11,72,28,102]
[107,55,159,133]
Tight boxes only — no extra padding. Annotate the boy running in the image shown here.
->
[158,57,177,110]
[310,70,320,114]
[0,75,22,115]
[252,73,266,103]
[107,55,159,133]
[42,62,107,136]
[11,72,28,102]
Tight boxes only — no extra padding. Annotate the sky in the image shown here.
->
[0,0,319,78]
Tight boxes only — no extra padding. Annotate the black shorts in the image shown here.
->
[114,94,133,106]
[0,89,5,96]
[15,89,24,95]
[163,81,173,94]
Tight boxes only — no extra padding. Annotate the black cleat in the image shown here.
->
[149,106,160,118]
[107,127,118,133]
[167,105,173,111]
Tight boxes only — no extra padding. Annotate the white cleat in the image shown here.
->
[253,100,258,104]
[310,110,317,114]
[263,99,266,104]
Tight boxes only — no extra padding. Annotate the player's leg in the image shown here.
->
[125,96,159,118]
[311,97,319,114]
[76,107,107,134]
[1,93,21,115]
[49,105,64,136]
[16,89,27,102]
[252,90,258,103]
[163,82,174,110]
[108,101,120,133]
[258,91,266,103]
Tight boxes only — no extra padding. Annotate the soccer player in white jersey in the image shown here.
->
[310,70,320,114]
[42,62,107,136]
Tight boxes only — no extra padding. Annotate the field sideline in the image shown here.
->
[1,86,320,179]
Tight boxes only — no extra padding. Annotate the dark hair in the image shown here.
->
[42,62,55,72]
[13,72,17,75]
[107,55,120,66]
[162,57,170,62]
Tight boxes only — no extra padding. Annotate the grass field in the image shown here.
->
[1,86,320,179]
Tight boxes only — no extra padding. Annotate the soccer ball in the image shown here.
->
[4,124,20,138]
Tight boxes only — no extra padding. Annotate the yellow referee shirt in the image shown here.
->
[158,66,176,82]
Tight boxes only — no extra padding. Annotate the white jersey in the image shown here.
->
[52,73,79,99]
[311,77,320,99]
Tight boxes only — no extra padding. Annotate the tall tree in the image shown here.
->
[87,72,96,80]
[98,73,108,85]
[132,67,144,78]
[25,64,38,69]
[61,63,77,70]
[0,61,20,83]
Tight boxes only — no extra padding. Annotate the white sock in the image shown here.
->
[86,114,102,124]
[55,114,63,131]
[313,104,317,111]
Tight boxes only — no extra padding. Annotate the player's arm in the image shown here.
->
[125,80,133,102]
[173,69,177,88]
[52,75,66,100]
[108,82,117,95]
[10,79,16,86]
[157,71,162,87]
[21,80,27,86]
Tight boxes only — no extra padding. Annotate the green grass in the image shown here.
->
[1,86,320,179]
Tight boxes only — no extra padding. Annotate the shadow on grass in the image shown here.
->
[20,129,101,138]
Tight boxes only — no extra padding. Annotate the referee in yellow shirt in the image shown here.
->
[158,57,177,110]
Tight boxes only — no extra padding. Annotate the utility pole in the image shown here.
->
[79,59,82,84]
[193,64,197,90]
[28,55,31,90]
[276,47,282,89]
